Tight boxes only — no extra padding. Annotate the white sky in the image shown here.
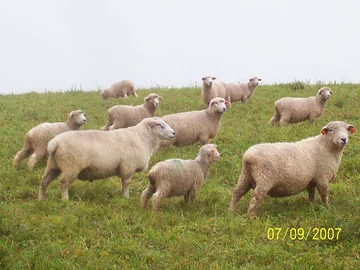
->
[1,0,359,94]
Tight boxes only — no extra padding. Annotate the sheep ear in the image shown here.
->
[330,90,334,95]
[225,101,231,107]
[321,128,328,135]
[148,120,157,127]
[249,78,254,81]
[202,77,206,81]
[348,125,356,134]
[144,96,149,102]
[68,112,73,118]
[158,95,163,100]
[258,78,262,81]
[212,77,217,80]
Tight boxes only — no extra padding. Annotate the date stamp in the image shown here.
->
[267,227,342,241]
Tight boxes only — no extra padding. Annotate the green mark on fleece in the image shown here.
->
[172,159,184,169]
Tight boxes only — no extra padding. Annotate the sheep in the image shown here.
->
[201,76,230,106]
[141,144,220,212]
[159,97,230,148]
[38,117,175,201]
[100,79,137,99]
[101,93,163,130]
[13,110,87,170]
[229,121,356,216]
[270,87,333,126]
[226,77,262,103]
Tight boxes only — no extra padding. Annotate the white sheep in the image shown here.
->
[270,87,333,126]
[226,77,262,103]
[101,93,163,130]
[141,144,220,212]
[229,121,356,216]
[38,117,175,201]
[159,97,230,148]
[201,76,229,106]
[100,79,137,99]
[13,110,87,170]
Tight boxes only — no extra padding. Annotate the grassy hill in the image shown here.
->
[0,83,359,269]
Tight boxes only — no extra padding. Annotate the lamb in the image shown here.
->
[101,93,163,130]
[269,87,333,126]
[13,110,87,170]
[100,79,137,99]
[159,97,230,148]
[201,76,230,106]
[38,117,175,201]
[226,77,262,103]
[141,144,220,212]
[229,121,356,216]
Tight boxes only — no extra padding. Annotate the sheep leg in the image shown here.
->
[13,147,31,168]
[27,149,46,169]
[151,191,162,212]
[184,189,195,203]
[279,118,289,126]
[307,185,316,203]
[269,113,280,125]
[101,120,112,131]
[316,183,329,208]
[141,184,156,208]
[132,92,138,98]
[111,120,122,130]
[60,173,78,201]
[229,171,253,211]
[39,168,61,200]
[247,187,268,216]
[121,177,131,198]
[199,136,209,145]
[309,116,316,126]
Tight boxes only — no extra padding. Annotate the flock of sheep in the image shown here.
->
[13,78,356,216]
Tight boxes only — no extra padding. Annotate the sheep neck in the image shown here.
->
[247,82,256,92]
[66,120,81,130]
[315,94,328,107]
[195,157,211,179]
[143,103,155,115]
[206,107,223,120]
[315,135,345,163]
[138,125,160,155]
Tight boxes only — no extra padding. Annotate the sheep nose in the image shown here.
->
[341,138,347,144]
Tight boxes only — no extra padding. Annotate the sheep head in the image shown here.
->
[209,97,228,114]
[320,121,356,149]
[202,76,217,87]
[318,87,333,100]
[68,110,87,125]
[145,93,163,108]
[146,117,175,140]
[249,77,262,87]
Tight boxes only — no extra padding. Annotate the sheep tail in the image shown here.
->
[47,139,57,157]
[149,175,156,186]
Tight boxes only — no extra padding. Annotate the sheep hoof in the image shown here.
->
[248,214,258,220]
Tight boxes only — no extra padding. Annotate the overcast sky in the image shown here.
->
[1,0,359,94]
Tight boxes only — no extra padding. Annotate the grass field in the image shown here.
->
[0,83,359,269]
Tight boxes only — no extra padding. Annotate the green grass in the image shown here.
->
[0,84,359,269]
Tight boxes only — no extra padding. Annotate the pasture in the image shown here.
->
[0,83,359,269]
